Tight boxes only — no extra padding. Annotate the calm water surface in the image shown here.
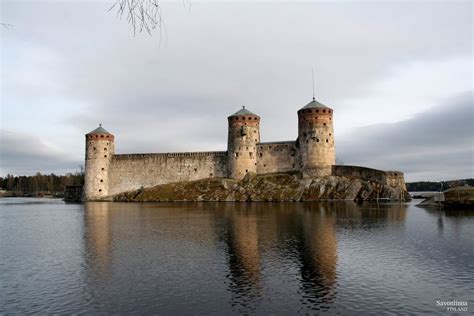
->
[0,198,473,315]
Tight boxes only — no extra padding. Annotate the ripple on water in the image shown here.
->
[0,200,473,314]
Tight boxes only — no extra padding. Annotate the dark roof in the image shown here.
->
[299,98,331,110]
[87,125,112,135]
[229,106,259,117]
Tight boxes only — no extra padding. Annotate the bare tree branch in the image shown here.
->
[1,23,13,29]
[109,0,165,37]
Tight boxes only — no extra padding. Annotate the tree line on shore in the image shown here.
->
[0,172,84,197]
[406,179,473,192]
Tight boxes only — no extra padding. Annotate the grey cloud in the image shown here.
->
[337,92,474,181]
[0,130,82,176]
[1,1,472,179]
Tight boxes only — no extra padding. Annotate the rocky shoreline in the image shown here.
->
[109,172,410,202]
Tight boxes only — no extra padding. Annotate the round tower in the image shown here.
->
[84,125,115,200]
[297,98,335,176]
[227,106,260,180]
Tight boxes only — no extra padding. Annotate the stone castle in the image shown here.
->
[84,98,404,201]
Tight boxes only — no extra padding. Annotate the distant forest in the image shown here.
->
[0,172,84,196]
[406,179,473,192]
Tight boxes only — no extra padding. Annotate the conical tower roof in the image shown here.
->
[229,106,259,117]
[87,125,112,135]
[299,98,331,111]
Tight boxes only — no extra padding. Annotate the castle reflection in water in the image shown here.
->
[83,202,407,312]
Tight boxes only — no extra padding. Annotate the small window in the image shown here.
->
[93,147,96,151]
[244,123,247,125]
[101,168,105,171]
[100,135,104,138]
[245,169,248,173]
[246,147,249,150]
[254,117,257,120]
[249,152,253,158]
[323,123,327,126]
[100,179,103,183]
[259,153,262,157]
[316,139,319,142]
[210,173,213,177]
[329,133,332,136]
[269,146,272,149]
[104,155,107,158]
[263,164,266,167]
[104,148,107,151]
[255,139,257,142]
[194,168,197,172]
[98,189,102,192]
[326,139,329,143]
[235,152,239,157]
[306,140,308,143]
[316,109,319,113]
[255,163,257,166]
[323,109,326,113]
[242,117,246,120]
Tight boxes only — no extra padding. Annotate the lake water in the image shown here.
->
[0,198,472,315]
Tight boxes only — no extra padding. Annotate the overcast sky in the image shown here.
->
[1,0,472,182]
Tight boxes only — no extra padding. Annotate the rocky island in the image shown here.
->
[111,170,410,202]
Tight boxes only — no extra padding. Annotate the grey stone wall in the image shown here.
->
[227,115,260,179]
[297,108,335,176]
[331,165,406,188]
[84,137,114,200]
[256,141,298,174]
[107,152,227,196]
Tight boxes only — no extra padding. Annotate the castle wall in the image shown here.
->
[84,136,114,200]
[256,141,298,174]
[297,107,335,176]
[227,114,260,179]
[331,165,406,188]
[107,152,227,196]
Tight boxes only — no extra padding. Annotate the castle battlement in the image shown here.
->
[84,99,336,200]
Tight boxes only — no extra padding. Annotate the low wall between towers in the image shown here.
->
[332,165,406,188]
[108,151,227,196]
[256,141,298,174]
